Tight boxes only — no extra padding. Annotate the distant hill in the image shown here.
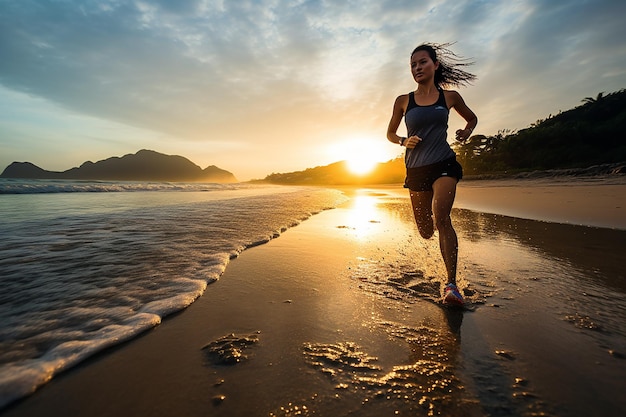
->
[258,158,405,185]
[0,150,238,183]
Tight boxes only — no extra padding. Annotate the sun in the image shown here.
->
[329,137,397,176]
[346,153,379,175]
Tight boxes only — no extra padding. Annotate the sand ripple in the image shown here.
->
[291,320,482,416]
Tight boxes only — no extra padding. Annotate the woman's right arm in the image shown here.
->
[386,95,408,145]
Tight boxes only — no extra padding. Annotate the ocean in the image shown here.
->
[0,179,348,408]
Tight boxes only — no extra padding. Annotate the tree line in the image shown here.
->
[453,89,626,175]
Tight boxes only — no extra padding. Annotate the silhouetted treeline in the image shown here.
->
[258,159,405,185]
[454,89,626,175]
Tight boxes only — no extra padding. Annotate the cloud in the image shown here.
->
[2,1,381,137]
[456,0,626,130]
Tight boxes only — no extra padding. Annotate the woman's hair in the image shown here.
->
[411,42,476,88]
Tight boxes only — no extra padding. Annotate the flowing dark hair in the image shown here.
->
[411,42,476,88]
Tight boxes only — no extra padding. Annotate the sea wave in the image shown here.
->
[0,185,348,409]
[0,178,243,194]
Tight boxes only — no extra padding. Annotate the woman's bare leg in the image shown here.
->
[409,177,459,284]
[409,190,434,239]
[432,177,459,285]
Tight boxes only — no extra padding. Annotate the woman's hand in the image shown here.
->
[455,128,472,142]
[404,135,421,149]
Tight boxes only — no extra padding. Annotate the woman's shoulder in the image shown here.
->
[442,89,461,98]
[395,92,411,101]
[442,90,464,106]
[393,93,410,111]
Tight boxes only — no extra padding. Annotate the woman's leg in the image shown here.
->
[432,177,459,284]
[409,190,434,239]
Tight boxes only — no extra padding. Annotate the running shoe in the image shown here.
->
[443,283,464,306]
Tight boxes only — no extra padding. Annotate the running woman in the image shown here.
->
[386,43,478,306]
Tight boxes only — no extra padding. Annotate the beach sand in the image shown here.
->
[456,177,626,230]
[3,180,626,416]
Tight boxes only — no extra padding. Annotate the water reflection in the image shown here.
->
[453,209,626,282]
[442,308,464,337]
[342,190,626,415]
[453,208,626,291]
[336,191,384,240]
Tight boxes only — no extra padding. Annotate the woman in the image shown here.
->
[386,43,478,306]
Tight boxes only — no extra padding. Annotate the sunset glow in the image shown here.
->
[341,192,381,240]
[330,138,398,176]
[346,156,379,176]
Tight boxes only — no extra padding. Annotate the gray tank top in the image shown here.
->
[404,90,455,168]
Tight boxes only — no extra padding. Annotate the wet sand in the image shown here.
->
[456,177,626,230]
[3,180,626,417]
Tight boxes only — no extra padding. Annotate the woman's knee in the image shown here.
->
[418,225,434,239]
[415,213,434,238]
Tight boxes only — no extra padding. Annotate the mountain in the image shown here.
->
[0,150,238,183]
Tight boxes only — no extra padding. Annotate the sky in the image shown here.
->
[1,0,625,181]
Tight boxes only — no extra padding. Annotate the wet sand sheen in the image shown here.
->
[455,178,626,230]
[4,185,626,416]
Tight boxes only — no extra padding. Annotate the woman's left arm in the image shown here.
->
[445,90,478,142]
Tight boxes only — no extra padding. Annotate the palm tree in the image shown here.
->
[582,92,605,104]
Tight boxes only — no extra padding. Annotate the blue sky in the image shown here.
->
[1,0,625,180]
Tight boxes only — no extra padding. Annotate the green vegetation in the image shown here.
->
[454,89,626,175]
[260,89,626,184]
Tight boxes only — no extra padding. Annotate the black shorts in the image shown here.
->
[404,157,463,192]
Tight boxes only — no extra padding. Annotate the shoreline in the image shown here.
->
[462,161,626,180]
[3,184,625,416]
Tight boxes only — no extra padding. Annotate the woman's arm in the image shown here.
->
[445,90,478,142]
[386,94,409,145]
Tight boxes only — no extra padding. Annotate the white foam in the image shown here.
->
[0,276,222,409]
[0,313,161,409]
[0,179,242,194]
[0,186,348,410]
[139,279,207,317]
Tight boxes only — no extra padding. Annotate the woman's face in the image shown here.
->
[410,50,439,84]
